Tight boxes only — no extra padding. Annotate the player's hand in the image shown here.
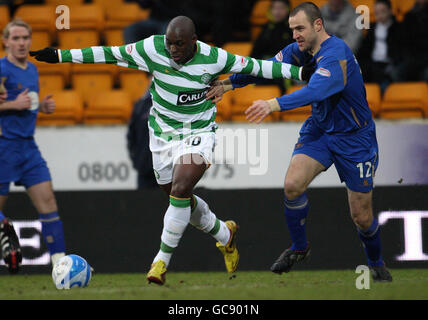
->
[0,78,7,102]
[245,99,272,124]
[205,80,224,103]
[301,59,316,82]
[29,47,59,63]
[14,88,32,110]
[40,94,55,113]
[0,91,7,103]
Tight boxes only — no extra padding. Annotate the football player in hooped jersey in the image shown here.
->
[30,15,315,285]
[0,19,66,273]
[207,2,392,282]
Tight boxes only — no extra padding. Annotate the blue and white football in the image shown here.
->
[52,254,92,289]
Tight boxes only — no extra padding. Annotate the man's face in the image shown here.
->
[165,28,196,65]
[271,1,290,23]
[374,3,391,24]
[3,26,32,60]
[289,11,318,52]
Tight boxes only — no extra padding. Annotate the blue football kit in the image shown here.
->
[230,35,378,193]
[0,57,51,195]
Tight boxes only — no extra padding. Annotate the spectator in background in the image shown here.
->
[250,0,294,93]
[123,0,185,44]
[356,0,402,94]
[320,0,362,53]
[251,0,293,59]
[127,78,157,189]
[397,0,428,82]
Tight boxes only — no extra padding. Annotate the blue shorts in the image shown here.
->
[293,119,379,193]
[0,137,52,195]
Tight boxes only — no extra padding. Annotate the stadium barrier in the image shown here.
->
[1,186,427,274]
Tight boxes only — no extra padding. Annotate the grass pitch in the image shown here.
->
[1,269,427,300]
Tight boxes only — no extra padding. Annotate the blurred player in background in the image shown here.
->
[0,19,66,274]
[30,15,314,285]
[207,2,392,282]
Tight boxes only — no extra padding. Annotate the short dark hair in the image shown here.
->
[375,0,392,9]
[289,1,324,24]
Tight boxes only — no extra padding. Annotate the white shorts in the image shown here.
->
[150,131,216,185]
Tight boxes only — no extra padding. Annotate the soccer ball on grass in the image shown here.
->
[52,254,92,289]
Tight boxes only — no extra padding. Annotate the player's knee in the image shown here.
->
[284,179,305,200]
[352,212,372,230]
[350,203,372,229]
[170,181,192,199]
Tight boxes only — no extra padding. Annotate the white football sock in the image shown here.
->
[153,196,191,268]
[190,195,231,245]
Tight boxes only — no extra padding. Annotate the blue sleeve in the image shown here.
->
[229,43,301,88]
[276,56,345,111]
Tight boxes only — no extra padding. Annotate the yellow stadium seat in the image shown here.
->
[391,0,415,21]
[37,90,84,126]
[104,3,150,29]
[30,31,51,51]
[29,56,72,86]
[104,29,124,46]
[364,83,381,117]
[280,85,312,122]
[14,5,56,37]
[0,47,6,58]
[44,0,84,5]
[57,30,100,49]
[119,71,150,102]
[72,73,114,104]
[0,5,9,32]
[251,25,263,41]
[66,5,104,32]
[379,82,428,119]
[71,63,118,85]
[38,74,65,98]
[229,85,281,122]
[222,42,253,57]
[250,0,271,26]
[84,90,132,125]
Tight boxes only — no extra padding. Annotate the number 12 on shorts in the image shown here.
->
[356,161,372,178]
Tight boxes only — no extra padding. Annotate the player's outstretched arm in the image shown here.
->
[206,57,316,103]
[30,42,150,72]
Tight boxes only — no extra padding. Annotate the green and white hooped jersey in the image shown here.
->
[59,35,302,141]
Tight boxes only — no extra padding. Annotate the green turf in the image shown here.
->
[1,269,427,300]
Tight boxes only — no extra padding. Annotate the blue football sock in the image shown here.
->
[358,217,383,267]
[39,211,66,255]
[284,193,309,251]
[0,210,5,221]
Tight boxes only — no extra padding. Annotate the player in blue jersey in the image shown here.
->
[207,2,392,282]
[0,19,66,273]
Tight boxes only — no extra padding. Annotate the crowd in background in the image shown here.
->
[122,0,427,94]
[1,0,427,93]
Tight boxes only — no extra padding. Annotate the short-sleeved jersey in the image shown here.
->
[0,57,40,138]
[230,35,373,134]
[58,35,302,141]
